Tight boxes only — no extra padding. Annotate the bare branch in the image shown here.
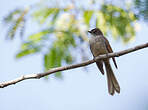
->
[0,42,148,88]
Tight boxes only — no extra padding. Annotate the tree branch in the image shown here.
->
[0,42,148,88]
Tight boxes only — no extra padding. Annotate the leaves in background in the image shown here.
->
[96,4,137,43]
[33,8,60,24]
[4,7,29,39]
[16,41,42,58]
[3,0,142,79]
[43,31,74,78]
[134,0,148,21]
[83,10,93,26]
[16,46,41,58]
[4,9,22,23]
[16,28,53,58]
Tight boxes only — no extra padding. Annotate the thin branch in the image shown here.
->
[0,42,148,88]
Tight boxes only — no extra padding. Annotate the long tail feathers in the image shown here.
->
[104,60,120,95]
[106,69,114,95]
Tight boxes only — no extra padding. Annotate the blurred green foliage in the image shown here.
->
[134,0,148,21]
[3,0,145,78]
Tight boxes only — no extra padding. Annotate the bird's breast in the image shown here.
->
[89,36,108,57]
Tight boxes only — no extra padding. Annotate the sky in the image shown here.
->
[0,0,148,110]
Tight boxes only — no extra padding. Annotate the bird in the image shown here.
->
[88,28,120,95]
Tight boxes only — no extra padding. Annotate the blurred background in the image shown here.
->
[0,0,148,110]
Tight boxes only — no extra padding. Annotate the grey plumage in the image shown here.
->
[88,28,120,95]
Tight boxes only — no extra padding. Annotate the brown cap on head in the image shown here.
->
[88,28,103,35]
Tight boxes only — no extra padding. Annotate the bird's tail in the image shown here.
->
[104,60,120,95]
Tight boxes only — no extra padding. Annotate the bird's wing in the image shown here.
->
[90,43,105,75]
[103,36,118,69]
[96,61,104,75]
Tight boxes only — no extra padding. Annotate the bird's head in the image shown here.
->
[88,28,103,36]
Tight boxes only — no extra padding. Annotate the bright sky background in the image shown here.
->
[0,0,148,110]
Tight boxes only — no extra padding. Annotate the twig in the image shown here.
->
[0,42,148,88]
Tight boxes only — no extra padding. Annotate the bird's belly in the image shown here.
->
[91,41,107,57]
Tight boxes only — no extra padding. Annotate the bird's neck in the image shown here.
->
[93,34,103,38]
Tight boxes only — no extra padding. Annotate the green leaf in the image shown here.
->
[28,29,50,42]
[33,8,60,24]
[44,46,64,78]
[16,47,40,58]
[5,9,27,39]
[4,9,22,23]
[83,10,93,25]
[96,4,137,43]
[64,52,73,64]
[50,9,60,25]
[44,47,62,70]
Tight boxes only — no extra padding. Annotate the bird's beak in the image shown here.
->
[88,30,91,33]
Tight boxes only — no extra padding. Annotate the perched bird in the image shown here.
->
[88,28,120,95]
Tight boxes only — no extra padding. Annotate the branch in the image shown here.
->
[0,42,148,88]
